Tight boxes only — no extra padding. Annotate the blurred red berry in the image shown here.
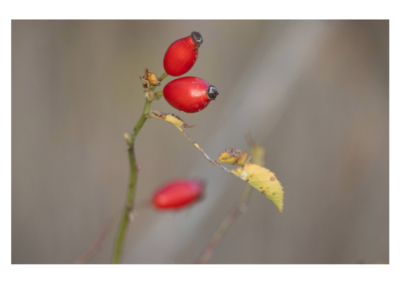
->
[163,76,219,113]
[152,179,204,210]
[163,31,203,76]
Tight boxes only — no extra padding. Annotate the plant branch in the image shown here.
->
[111,145,138,264]
[132,101,151,141]
[131,72,168,141]
[74,211,121,264]
[196,185,253,264]
[174,125,232,175]
[171,126,255,263]
[111,72,168,264]
[196,138,265,264]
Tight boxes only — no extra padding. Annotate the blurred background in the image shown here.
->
[12,20,389,264]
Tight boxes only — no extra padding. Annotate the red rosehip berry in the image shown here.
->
[163,76,219,113]
[152,179,204,210]
[163,31,203,76]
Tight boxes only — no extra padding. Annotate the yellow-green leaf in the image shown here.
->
[146,110,194,128]
[232,164,284,212]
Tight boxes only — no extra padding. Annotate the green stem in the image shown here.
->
[111,72,168,264]
[156,72,169,84]
[132,101,151,141]
[111,147,137,264]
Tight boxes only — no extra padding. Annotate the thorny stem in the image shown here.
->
[111,72,168,264]
[111,146,138,264]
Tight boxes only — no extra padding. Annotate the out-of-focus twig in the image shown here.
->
[196,184,253,264]
[196,136,265,264]
[74,211,121,264]
[74,197,154,264]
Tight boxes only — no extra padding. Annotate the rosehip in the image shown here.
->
[152,179,204,210]
[163,31,203,76]
[163,76,219,113]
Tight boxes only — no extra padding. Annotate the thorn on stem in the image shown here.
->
[124,133,133,147]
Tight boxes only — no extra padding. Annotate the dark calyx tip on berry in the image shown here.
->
[191,31,203,49]
[207,85,219,100]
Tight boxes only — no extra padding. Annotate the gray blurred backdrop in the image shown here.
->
[12,20,389,264]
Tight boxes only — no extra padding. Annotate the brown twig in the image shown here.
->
[74,211,121,264]
[174,125,232,175]
[196,185,253,264]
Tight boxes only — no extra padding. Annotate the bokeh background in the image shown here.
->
[12,20,389,264]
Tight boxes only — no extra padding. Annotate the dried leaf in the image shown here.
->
[217,148,250,166]
[146,110,194,128]
[140,68,160,88]
[145,70,161,86]
[231,164,284,212]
